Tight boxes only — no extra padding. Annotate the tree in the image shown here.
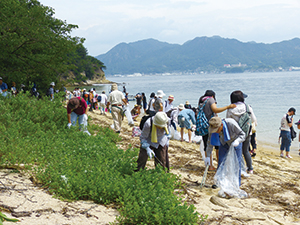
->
[0,0,83,93]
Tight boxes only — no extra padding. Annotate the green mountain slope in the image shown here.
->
[96,36,300,75]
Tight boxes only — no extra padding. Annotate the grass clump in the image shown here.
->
[0,93,201,224]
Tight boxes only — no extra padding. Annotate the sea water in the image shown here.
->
[87,71,300,153]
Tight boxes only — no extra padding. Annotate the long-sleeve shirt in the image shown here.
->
[206,118,246,157]
[140,117,169,148]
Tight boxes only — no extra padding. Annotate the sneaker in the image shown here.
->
[248,170,253,174]
[286,155,292,159]
[280,153,284,157]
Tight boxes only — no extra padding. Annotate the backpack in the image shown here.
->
[46,88,51,97]
[238,104,252,136]
[195,99,210,136]
[97,95,102,102]
[139,115,152,130]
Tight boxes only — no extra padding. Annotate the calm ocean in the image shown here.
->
[85,71,300,153]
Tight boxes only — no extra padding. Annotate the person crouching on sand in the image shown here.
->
[206,116,246,186]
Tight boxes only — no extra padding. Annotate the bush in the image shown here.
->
[0,93,201,224]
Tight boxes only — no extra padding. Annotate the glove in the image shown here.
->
[205,157,210,166]
[232,140,239,147]
[146,147,155,159]
[191,125,196,132]
[67,123,72,128]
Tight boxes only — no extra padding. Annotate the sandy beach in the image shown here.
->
[1,109,300,224]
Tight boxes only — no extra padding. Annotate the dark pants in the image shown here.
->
[136,145,169,171]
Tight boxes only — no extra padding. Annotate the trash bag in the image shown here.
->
[169,125,181,140]
[199,139,205,161]
[214,144,247,198]
[82,114,91,135]
[123,105,134,126]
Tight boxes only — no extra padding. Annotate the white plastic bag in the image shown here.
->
[169,125,181,140]
[214,145,247,198]
[123,105,134,126]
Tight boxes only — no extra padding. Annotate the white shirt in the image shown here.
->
[163,100,173,113]
[108,90,125,105]
[281,114,291,131]
[100,93,107,104]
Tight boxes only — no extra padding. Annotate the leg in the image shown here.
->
[153,145,169,170]
[180,127,184,142]
[70,112,79,126]
[188,129,192,143]
[242,136,253,171]
[136,147,148,171]
[111,107,121,132]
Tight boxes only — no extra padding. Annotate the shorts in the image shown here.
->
[178,116,191,129]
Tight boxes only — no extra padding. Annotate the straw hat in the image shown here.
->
[178,104,185,110]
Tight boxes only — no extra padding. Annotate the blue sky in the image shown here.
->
[40,0,300,56]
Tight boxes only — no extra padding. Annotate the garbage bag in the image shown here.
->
[214,145,247,198]
[123,105,134,126]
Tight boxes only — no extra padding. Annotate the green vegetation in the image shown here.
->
[97,36,300,75]
[0,93,202,224]
[0,0,105,95]
[0,212,19,224]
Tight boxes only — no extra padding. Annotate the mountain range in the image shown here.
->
[96,36,300,75]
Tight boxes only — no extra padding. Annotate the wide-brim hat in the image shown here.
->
[185,101,190,105]
[178,104,185,110]
[295,119,300,125]
[153,112,168,128]
[208,116,222,133]
[156,90,165,98]
[68,97,80,109]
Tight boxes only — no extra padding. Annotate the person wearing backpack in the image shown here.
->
[135,112,170,171]
[197,90,236,171]
[226,90,257,174]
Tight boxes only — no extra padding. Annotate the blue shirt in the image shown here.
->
[178,109,196,125]
[0,82,8,91]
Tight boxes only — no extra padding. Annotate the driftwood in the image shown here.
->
[209,196,229,209]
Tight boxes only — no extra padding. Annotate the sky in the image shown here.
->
[40,0,300,57]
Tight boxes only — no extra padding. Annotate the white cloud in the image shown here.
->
[40,0,300,56]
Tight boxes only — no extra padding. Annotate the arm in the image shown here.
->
[211,102,236,114]
[67,113,71,123]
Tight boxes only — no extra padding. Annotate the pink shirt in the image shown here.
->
[67,97,87,115]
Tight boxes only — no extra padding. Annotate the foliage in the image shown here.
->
[0,0,105,95]
[0,94,201,224]
[0,212,19,224]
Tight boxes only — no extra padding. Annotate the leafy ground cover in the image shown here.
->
[0,93,201,224]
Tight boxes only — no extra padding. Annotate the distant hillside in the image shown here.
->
[96,36,300,75]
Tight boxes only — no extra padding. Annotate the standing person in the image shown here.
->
[136,112,170,171]
[88,90,94,111]
[67,96,90,135]
[198,90,236,171]
[279,107,296,158]
[135,93,142,108]
[142,93,147,113]
[99,91,107,115]
[106,83,127,133]
[11,82,17,97]
[153,90,165,112]
[206,116,246,186]
[0,77,8,97]
[178,104,196,143]
[147,92,156,116]
[31,83,39,98]
[48,82,55,100]
[226,90,257,174]
[164,95,174,113]
[295,119,300,155]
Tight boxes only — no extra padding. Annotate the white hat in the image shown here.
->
[156,90,165,98]
[50,82,55,86]
[0,77,2,80]
[178,104,185,110]
[153,112,168,128]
